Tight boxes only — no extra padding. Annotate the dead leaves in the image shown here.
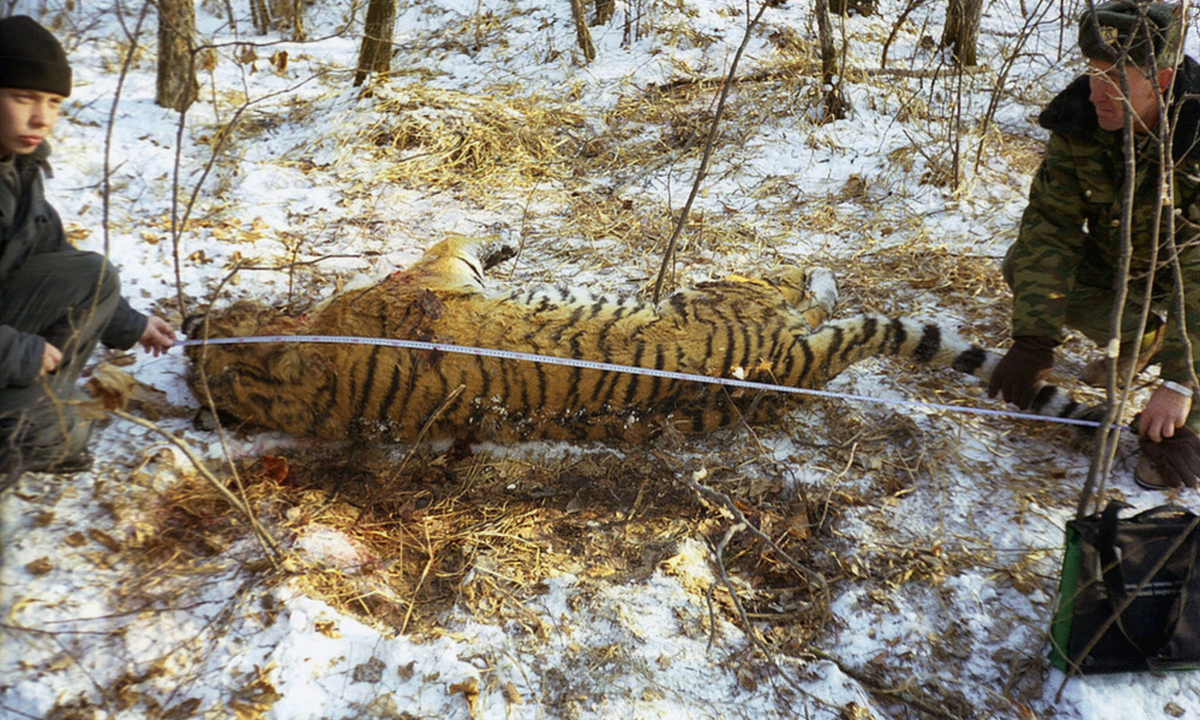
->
[83,361,173,420]
[25,557,54,576]
[85,362,136,412]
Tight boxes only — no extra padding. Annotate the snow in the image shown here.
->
[2,0,1200,718]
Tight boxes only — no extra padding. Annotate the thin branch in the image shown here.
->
[108,409,283,561]
[652,1,769,303]
[687,468,830,600]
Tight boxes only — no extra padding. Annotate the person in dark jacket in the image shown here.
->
[989,1,1200,489]
[0,15,175,478]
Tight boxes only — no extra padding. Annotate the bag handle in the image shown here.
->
[1128,504,1198,523]
[1096,502,1200,660]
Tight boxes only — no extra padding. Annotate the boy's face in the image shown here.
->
[0,87,64,157]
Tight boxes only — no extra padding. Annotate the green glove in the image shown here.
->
[987,336,1056,410]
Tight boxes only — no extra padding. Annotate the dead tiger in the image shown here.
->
[185,235,1091,443]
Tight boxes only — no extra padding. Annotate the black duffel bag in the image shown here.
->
[1050,502,1200,674]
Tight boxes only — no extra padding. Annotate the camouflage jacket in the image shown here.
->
[1011,56,1200,383]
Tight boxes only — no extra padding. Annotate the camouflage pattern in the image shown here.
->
[1006,70,1200,412]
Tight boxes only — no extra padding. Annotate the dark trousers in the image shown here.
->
[0,250,121,474]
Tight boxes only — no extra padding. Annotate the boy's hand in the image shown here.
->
[139,316,177,356]
[39,341,62,377]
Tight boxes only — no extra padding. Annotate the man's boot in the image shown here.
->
[1081,324,1166,388]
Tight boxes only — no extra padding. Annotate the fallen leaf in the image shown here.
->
[64,531,87,547]
[314,620,341,639]
[85,362,136,412]
[503,682,523,706]
[88,528,122,552]
[26,557,53,575]
[841,702,876,720]
[260,455,289,482]
[449,677,480,718]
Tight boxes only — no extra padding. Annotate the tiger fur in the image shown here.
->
[185,235,1093,443]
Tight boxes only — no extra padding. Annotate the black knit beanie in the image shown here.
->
[0,15,72,97]
[1079,1,1182,69]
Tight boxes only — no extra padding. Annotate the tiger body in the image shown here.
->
[186,235,1088,443]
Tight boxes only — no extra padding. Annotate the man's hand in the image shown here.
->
[39,341,62,378]
[1139,425,1200,489]
[1138,383,1193,442]
[139,316,177,356]
[987,336,1057,409]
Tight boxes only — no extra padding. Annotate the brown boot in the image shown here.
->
[1081,325,1166,388]
[1134,454,1170,489]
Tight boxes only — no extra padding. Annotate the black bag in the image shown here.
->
[1050,502,1200,674]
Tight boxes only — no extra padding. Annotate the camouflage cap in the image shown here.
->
[1079,1,1182,68]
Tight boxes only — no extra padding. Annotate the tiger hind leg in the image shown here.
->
[762,266,838,329]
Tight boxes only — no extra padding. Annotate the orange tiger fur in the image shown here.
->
[185,235,1090,443]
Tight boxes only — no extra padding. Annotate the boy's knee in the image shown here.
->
[72,251,121,304]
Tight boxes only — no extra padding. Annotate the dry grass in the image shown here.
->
[347,85,586,195]
[127,441,844,652]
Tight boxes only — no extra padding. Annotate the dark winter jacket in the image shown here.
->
[1009,56,1200,384]
[0,142,146,389]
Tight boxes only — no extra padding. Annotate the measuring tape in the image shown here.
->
[179,334,1111,430]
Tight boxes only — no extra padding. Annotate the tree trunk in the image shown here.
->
[250,0,306,39]
[815,0,849,120]
[829,0,877,17]
[570,0,597,63]
[355,0,397,87]
[250,0,271,34]
[595,0,615,25]
[941,0,982,66]
[274,0,306,40]
[156,0,199,112]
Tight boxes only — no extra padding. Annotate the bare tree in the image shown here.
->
[355,0,397,86]
[155,0,199,112]
[570,0,597,62]
[829,0,877,17]
[595,0,615,24]
[941,0,982,66]
[815,0,850,119]
[251,0,306,39]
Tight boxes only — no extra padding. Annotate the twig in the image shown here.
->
[387,384,466,484]
[687,468,830,601]
[704,579,720,654]
[808,647,963,719]
[108,409,283,562]
[651,0,770,303]
[101,3,150,260]
[708,522,770,654]
[400,523,437,635]
[700,514,836,714]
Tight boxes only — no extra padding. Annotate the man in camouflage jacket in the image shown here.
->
[989,1,1200,488]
